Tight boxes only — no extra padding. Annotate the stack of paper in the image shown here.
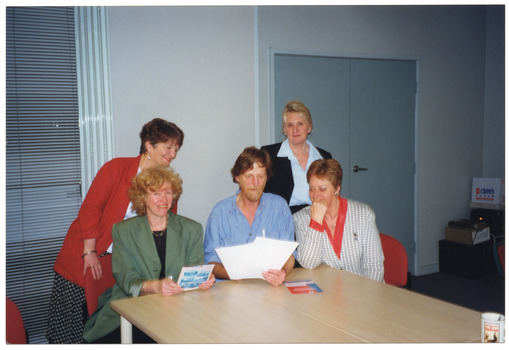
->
[215,237,298,280]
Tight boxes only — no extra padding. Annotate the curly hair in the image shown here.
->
[139,118,184,154]
[129,167,183,216]
[230,146,272,183]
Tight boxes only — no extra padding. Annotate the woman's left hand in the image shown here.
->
[198,274,216,290]
[262,269,287,286]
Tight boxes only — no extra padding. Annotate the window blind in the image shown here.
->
[6,6,82,344]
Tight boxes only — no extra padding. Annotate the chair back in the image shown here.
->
[6,297,27,344]
[84,254,116,316]
[498,242,505,273]
[494,241,505,276]
[379,233,408,287]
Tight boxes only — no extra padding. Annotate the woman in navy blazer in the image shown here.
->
[262,100,332,215]
[83,168,215,343]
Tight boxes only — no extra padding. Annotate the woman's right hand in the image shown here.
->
[160,278,184,296]
[310,199,328,225]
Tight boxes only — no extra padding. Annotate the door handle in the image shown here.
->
[352,165,368,173]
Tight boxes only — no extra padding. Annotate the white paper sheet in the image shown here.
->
[215,236,298,280]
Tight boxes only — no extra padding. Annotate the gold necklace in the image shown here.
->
[151,216,168,237]
[152,229,166,237]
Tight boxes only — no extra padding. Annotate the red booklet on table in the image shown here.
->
[284,280,323,294]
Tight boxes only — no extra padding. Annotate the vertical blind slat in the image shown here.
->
[6,6,81,344]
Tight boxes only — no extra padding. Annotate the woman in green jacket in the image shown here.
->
[83,167,215,343]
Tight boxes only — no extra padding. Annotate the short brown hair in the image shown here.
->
[139,118,184,154]
[129,167,183,215]
[230,146,272,183]
[307,159,343,189]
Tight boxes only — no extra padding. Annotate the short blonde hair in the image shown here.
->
[129,167,183,215]
[281,99,313,135]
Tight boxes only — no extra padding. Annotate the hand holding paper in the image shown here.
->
[160,277,184,296]
[215,236,298,280]
[177,264,214,291]
[262,268,288,286]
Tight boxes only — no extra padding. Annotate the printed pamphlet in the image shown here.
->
[177,264,214,291]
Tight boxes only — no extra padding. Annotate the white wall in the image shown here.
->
[108,6,255,227]
[107,5,504,275]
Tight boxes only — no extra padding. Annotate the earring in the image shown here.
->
[148,154,151,161]
[334,191,340,196]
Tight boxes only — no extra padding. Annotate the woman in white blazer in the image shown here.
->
[293,159,384,282]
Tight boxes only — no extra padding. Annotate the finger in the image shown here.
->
[201,279,214,288]
[95,264,103,279]
[167,281,182,291]
[262,272,278,285]
[162,286,172,295]
[266,277,281,286]
[265,269,283,278]
[169,286,183,295]
[90,266,98,280]
[94,266,101,280]
[168,281,179,289]
[161,280,173,292]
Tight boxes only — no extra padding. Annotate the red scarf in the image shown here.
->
[309,197,348,259]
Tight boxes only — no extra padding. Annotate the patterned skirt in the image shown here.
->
[46,273,88,344]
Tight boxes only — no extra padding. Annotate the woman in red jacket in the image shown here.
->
[46,118,184,344]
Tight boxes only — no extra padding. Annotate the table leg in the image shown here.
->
[120,316,133,344]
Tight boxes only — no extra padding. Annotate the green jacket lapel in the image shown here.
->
[132,215,162,280]
[164,212,184,278]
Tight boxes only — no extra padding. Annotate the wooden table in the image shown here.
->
[111,265,482,343]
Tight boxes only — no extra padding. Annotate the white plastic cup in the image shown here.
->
[482,312,505,343]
